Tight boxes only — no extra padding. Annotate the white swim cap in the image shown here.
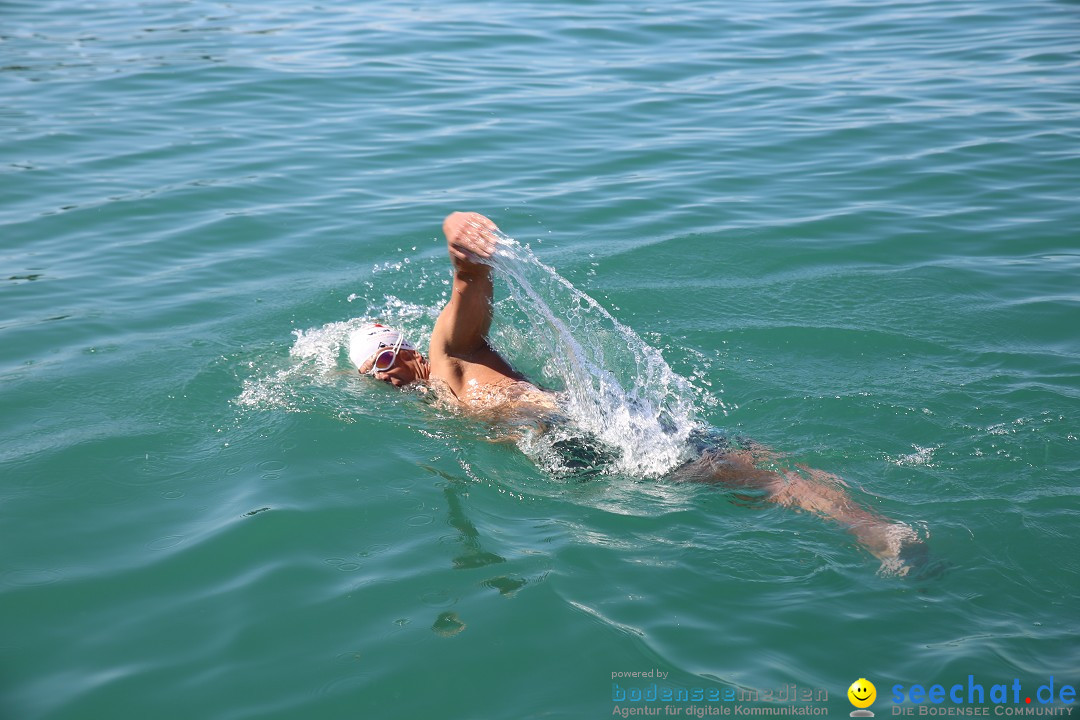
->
[348,323,416,369]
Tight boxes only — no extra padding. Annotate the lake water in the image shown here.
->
[2,1,1078,718]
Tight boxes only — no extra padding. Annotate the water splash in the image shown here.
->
[482,231,702,478]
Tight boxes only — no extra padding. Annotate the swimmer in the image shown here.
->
[352,212,927,575]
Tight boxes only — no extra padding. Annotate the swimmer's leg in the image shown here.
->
[674,449,925,575]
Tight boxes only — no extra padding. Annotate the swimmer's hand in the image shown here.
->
[444,212,498,271]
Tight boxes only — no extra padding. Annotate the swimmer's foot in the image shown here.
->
[856,522,930,577]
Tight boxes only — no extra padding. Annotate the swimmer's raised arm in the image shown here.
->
[432,212,499,357]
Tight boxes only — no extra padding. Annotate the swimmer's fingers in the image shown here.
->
[458,221,497,259]
[444,211,493,243]
[459,211,499,235]
[444,212,498,261]
[448,242,492,268]
[466,233,496,260]
[447,242,472,264]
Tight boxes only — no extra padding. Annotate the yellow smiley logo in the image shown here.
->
[848,678,877,709]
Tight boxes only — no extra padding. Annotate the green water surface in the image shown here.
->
[2,1,1078,718]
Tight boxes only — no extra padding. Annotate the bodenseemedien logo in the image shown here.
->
[849,678,877,717]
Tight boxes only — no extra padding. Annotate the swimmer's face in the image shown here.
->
[359,348,426,388]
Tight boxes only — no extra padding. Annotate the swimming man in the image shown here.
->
[350,212,926,574]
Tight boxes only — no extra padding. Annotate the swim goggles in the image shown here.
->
[366,334,405,374]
